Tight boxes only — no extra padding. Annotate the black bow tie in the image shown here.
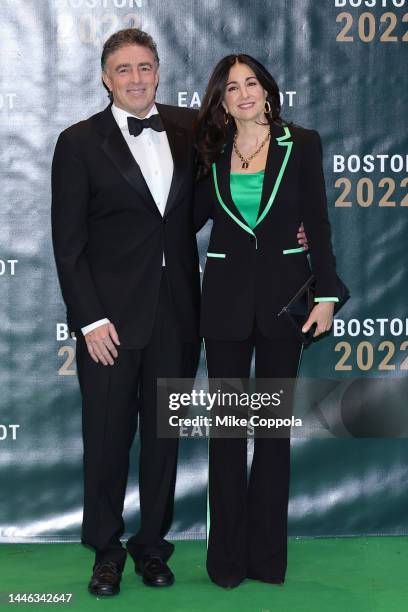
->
[127,114,164,137]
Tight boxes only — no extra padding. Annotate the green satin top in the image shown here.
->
[230,170,265,229]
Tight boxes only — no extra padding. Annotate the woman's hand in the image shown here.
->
[302,302,335,337]
[297,222,309,251]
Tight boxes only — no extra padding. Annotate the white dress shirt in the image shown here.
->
[81,103,174,336]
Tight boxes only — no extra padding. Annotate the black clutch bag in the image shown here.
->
[277,275,350,345]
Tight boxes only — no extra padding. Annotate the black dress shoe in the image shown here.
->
[135,556,174,587]
[88,561,122,596]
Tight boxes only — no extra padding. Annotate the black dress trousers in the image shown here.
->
[204,325,302,586]
[76,271,196,568]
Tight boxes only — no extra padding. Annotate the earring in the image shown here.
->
[224,111,229,125]
[264,100,272,115]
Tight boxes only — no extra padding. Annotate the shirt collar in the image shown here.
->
[111,103,159,131]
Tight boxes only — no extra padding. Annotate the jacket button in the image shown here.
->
[163,218,167,224]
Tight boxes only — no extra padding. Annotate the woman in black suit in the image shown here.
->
[195,54,338,589]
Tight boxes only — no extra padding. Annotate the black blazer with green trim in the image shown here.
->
[195,123,337,341]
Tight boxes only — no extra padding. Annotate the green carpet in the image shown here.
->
[1,538,407,611]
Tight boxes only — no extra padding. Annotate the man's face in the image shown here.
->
[102,44,159,117]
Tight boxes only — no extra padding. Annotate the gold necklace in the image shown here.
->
[233,129,270,169]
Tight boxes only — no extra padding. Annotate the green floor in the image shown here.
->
[0,538,407,611]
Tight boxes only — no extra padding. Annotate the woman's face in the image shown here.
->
[222,61,268,123]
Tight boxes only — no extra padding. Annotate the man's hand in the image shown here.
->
[84,322,120,365]
[302,302,334,338]
[297,222,309,251]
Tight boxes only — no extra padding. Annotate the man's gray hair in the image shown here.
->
[101,28,160,71]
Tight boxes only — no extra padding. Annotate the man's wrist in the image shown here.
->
[81,318,110,336]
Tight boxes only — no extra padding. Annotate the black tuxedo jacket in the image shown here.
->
[52,103,200,349]
[195,123,337,341]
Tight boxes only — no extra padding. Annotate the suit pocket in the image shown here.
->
[282,247,305,255]
[207,252,226,259]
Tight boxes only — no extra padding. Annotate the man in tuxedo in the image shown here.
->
[51,28,200,595]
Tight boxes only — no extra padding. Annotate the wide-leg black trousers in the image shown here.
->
[204,325,302,586]
[76,271,197,568]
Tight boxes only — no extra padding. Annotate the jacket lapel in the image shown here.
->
[156,104,188,216]
[255,124,293,227]
[97,105,161,217]
[214,139,253,233]
[213,124,293,234]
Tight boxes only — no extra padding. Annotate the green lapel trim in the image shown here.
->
[212,125,293,245]
[255,126,293,227]
[207,252,226,259]
[212,164,256,241]
[283,247,305,255]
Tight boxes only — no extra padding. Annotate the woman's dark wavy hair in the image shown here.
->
[195,54,284,180]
